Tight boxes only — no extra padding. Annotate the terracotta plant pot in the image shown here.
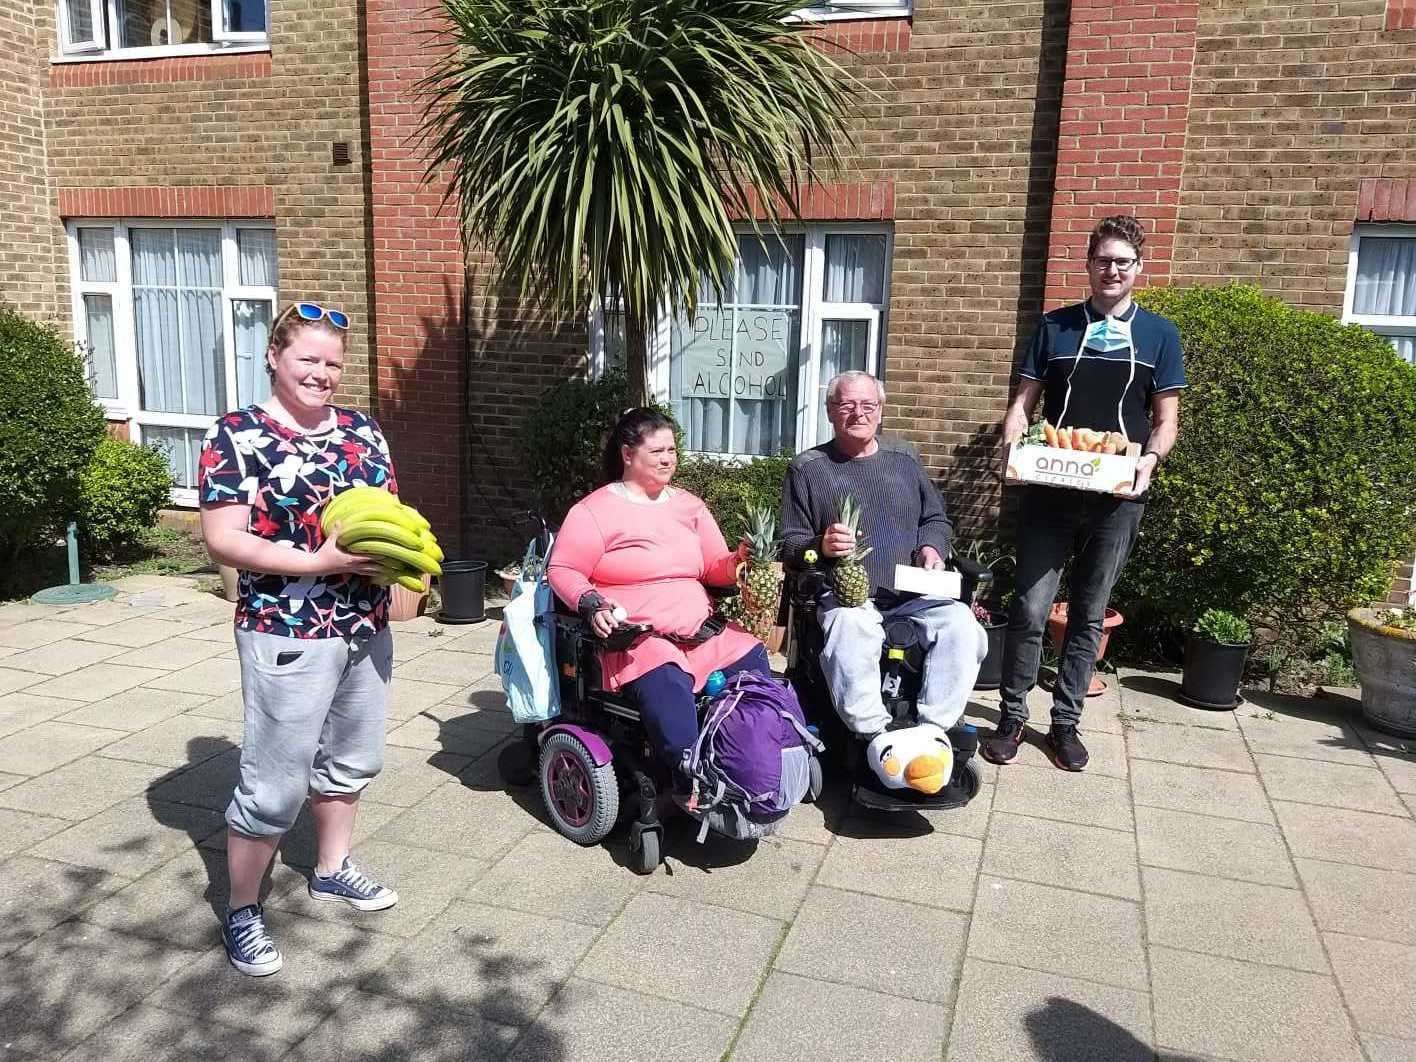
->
[389,574,430,622]
[1046,602,1124,696]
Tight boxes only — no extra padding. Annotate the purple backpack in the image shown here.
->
[683,672,825,842]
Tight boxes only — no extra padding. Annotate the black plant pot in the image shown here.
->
[1179,633,1248,709]
[438,559,488,624]
[974,618,1008,691]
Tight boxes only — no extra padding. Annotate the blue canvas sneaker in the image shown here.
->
[308,856,398,911]
[223,903,282,977]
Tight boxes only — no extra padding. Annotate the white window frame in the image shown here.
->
[54,0,269,61]
[640,222,893,460]
[66,218,278,506]
[1343,224,1416,363]
[790,2,912,24]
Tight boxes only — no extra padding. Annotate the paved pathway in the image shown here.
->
[1,574,1414,1061]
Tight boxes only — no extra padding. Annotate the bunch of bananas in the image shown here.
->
[319,486,443,593]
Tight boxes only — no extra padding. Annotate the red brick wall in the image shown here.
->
[1043,0,1198,308]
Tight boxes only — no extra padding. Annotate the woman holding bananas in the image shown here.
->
[198,301,409,978]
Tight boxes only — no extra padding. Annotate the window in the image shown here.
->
[793,2,912,21]
[632,225,891,458]
[56,0,268,58]
[68,220,277,502]
[1345,226,1416,366]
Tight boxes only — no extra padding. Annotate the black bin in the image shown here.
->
[438,560,487,624]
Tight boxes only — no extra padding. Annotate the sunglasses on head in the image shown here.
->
[275,301,350,331]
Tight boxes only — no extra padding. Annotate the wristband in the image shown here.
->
[1141,450,1160,463]
[576,591,608,622]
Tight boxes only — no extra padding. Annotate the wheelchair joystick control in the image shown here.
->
[704,670,727,696]
[611,606,628,622]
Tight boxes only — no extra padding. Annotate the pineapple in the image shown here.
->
[831,494,873,608]
[738,504,782,642]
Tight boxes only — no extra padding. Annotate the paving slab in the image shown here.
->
[1005,726,1130,779]
[580,892,782,1016]
[359,744,469,808]
[385,708,513,758]
[816,821,982,911]
[0,665,41,696]
[773,782,851,845]
[1135,806,1297,887]
[1125,721,1255,773]
[1142,866,1327,973]
[103,636,231,672]
[0,638,127,677]
[0,854,130,958]
[1324,932,1416,1039]
[183,689,245,721]
[31,795,223,878]
[465,829,642,927]
[734,970,948,1062]
[0,601,68,627]
[363,900,598,1027]
[1361,1032,1416,1062]
[881,777,997,840]
[285,989,519,1062]
[51,598,162,627]
[372,776,540,863]
[946,957,1153,1062]
[186,620,238,643]
[146,747,242,811]
[150,912,405,1042]
[0,690,89,739]
[0,807,71,859]
[392,648,494,688]
[269,839,489,939]
[0,719,127,775]
[1296,859,1416,946]
[0,770,23,791]
[25,662,167,703]
[505,977,737,1062]
[1150,945,1361,1062]
[1273,800,1416,873]
[385,676,466,721]
[1117,670,1240,730]
[1255,753,1407,816]
[0,618,100,650]
[650,830,824,921]
[200,799,404,866]
[53,686,208,731]
[774,885,967,1004]
[0,754,160,823]
[1237,712,1374,767]
[94,712,241,769]
[993,761,1134,831]
[73,616,195,648]
[58,1002,291,1062]
[1130,759,1275,824]
[0,922,196,1056]
[982,811,1140,900]
[140,654,244,696]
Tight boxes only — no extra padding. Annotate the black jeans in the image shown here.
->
[999,487,1144,727]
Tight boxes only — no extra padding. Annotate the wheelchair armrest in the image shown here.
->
[952,554,993,585]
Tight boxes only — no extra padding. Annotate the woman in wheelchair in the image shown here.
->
[546,408,772,793]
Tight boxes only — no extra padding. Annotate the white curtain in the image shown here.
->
[84,295,117,400]
[237,228,277,286]
[78,228,115,282]
[824,235,886,304]
[234,299,272,407]
[144,426,203,489]
[1355,238,1416,317]
[132,228,225,416]
[816,319,870,444]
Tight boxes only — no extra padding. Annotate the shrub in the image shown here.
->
[79,438,174,560]
[524,370,677,522]
[0,305,107,567]
[1118,284,1416,661]
[673,451,794,543]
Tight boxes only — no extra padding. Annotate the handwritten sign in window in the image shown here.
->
[675,308,793,402]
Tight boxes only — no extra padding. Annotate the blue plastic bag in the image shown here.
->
[495,533,561,725]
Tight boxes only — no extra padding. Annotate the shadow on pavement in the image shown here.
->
[1025,996,1205,1062]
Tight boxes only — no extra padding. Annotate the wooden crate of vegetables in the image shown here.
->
[1005,421,1141,495]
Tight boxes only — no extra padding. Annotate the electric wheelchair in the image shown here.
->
[781,551,991,811]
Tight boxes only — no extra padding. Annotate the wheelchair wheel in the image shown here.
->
[630,821,661,875]
[539,732,618,846]
[803,753,825,804]
[954,757,983,801]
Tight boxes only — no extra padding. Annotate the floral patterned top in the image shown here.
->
[198,405,398,639]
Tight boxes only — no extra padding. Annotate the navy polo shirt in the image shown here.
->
[1019,301,1186,446]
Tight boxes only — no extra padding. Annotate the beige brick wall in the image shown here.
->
[1175,0,1416,310]
[0,5,60,320]
[14,0,374,403]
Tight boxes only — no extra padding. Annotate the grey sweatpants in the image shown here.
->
[820,598,987,736]
[228,627,393,838]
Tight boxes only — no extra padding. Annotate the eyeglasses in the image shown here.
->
[1089,256,1139,273]
[829,401,880,415]
[274,301,350,331]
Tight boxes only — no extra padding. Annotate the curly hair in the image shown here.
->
[1086,215,1146,260]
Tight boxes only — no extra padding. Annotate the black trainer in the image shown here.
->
[980,716,1026,765]
[1046,724,1089,772]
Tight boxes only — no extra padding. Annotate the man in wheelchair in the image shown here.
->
[782,371,989,808]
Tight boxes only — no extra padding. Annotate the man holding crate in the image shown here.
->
[986,215,1186,771]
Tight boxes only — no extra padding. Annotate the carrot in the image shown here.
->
[1056,428,1072,450]
[1070,427,1085,450]
[1043,423,1058,447]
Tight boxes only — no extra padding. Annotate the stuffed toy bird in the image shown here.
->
[866,724,954,794]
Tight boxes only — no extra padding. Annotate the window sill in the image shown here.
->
[789,8,911,22]
[49,49,273,88]
[52,41,269,64]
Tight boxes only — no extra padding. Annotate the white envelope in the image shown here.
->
[893,564,962,600]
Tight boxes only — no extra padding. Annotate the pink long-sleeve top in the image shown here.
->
[547,484,761,692]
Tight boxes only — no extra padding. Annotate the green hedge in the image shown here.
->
[79,438,174,560]
[1117,284,1416,659]
[673,451,794,543]
[0,305,107,567]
